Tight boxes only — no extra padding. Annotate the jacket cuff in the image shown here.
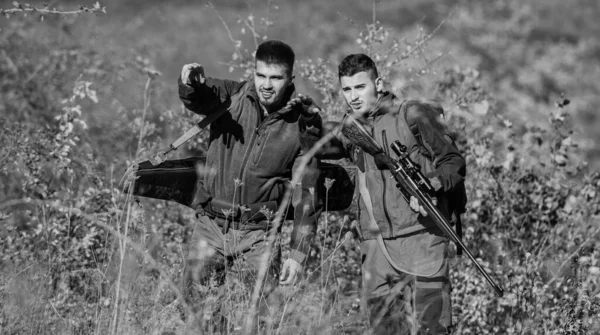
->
[289,249,307,264]
[301,110,319,122]
[178,76,195,94]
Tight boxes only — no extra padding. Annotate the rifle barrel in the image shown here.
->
[394,165,505,297]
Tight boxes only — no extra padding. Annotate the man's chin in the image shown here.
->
[259,98,275,108]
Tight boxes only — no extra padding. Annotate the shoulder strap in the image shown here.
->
[400,99,423,147]
[357,169,439,277]
[149,103,230,165]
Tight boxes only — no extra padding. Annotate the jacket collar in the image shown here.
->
[349,91,396,122]
[371,91,396,118]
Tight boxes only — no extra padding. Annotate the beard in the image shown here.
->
[258,90,282,110]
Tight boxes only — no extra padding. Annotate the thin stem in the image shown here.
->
[265,0,274,35]
[135,76,152,159]
[111,192,131,335]
[318,190,331,322]
[207,1,242,55]
[545,218,600,288]
[243,127,342,334]
[244,2,259,48]
[0,4,106,16]
[93,216,189,313]
[372,0,376,25]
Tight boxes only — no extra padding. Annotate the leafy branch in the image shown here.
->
[1,1,106,19]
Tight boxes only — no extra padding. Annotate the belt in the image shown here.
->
[200,199,281,233]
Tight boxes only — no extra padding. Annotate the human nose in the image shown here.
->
[350,90,359,101]
[262,79,273,90]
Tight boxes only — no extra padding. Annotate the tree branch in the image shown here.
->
[1,2,106,18]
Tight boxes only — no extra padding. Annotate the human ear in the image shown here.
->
[375,77,384,93]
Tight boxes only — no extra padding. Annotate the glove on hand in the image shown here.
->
[373,153,394,170]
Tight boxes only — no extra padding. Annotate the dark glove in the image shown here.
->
[298,94,321,119]
[373,153,395,170]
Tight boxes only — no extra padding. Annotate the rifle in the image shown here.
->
[341,114,505,297]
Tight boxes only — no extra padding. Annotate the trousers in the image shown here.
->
[181,215,281,331]
[361,230,453,334]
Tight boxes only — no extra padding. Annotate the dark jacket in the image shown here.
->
[339,93,466,240]
[178,76,323,263]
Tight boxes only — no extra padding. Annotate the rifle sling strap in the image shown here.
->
[150,104,231,165]
[357,169,439,277]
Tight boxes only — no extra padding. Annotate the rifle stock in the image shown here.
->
[341,114,505,297]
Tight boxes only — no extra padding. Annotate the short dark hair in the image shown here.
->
[255,40,295,75]
[338,54,379,80]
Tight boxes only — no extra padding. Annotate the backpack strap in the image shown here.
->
[398,99,466,255]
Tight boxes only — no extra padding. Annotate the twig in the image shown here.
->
[92,217,189,312]
[207,1,241,55]
[1,263,36,284]
[49,300,66,322]
[308,233,351,278]
[0,2,106,16]
[265,0,275,35]
[398,16,447,62]
[276,233,351,332]
[244,2,259,48]
[135,76,153,159]
[0,198,52,210]
[371,0,376,25]
[243,126,343,334]
[111,185,134,335]
[545,217,600,288]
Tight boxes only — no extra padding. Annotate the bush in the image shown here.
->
[1,1,599,334]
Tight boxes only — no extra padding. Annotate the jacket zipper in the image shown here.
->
[380,129,394,235]
[236,109,275,205]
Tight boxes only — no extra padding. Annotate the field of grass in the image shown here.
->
[1,0,600,334]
